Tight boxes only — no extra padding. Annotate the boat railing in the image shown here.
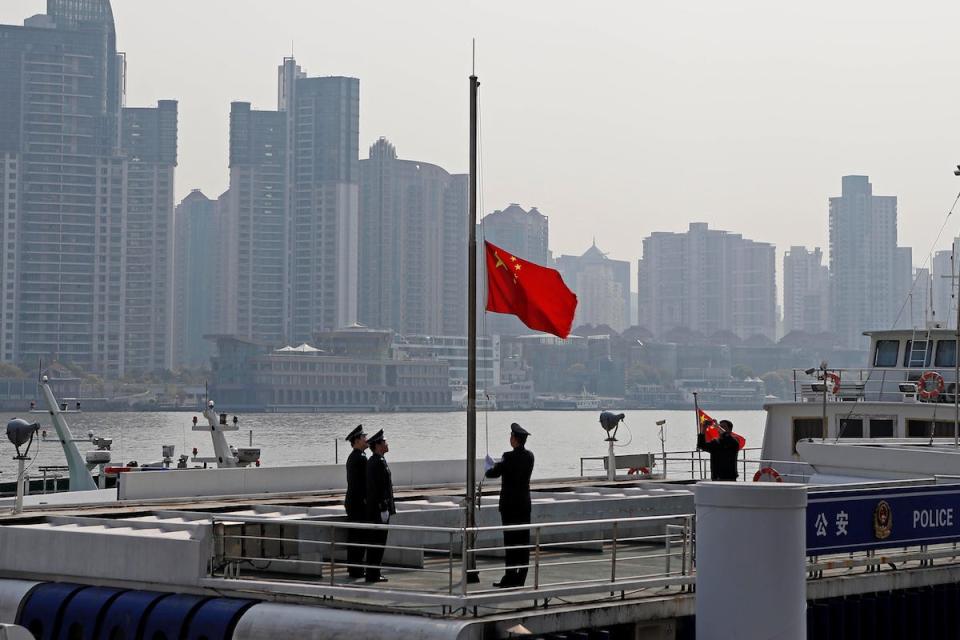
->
[789,367,960,403]
[204,511,694,612]
[579,448,812,483]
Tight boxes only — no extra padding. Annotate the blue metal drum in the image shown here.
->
[98,590,170,640]
[140,594,209,640]
[16,582,86,640]
[55,586,124,639]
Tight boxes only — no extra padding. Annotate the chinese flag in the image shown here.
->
[485,240,578,339]
[698,408,746,449]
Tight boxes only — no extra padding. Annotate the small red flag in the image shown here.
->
[698,408,746,449]
[485,240,578,339]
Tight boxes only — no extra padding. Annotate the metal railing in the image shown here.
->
[578,447,813,483]
[204,512,694,611]
[790,367,960,403]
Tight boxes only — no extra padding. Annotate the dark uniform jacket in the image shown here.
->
[344,448,367,516]
[485,446,535,517]
[366,453,396,519]
[697,431,740,480]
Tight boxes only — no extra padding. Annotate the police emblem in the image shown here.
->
[873,500,892,540]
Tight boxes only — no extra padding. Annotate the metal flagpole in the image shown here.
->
[465,62,480,582]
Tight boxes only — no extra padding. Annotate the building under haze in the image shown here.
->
[358,138,467,336]
[173,190,220,370]
[223,58,359,347]
[0,0,177,376]
[555,242,631,332]
[638,223,776,341]
[828,176,909,348]
[479,204,549,336]
[783,246,829,335]
[931,240,960,329]
[121,101,178,374]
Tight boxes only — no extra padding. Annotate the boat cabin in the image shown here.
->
[760,327,960,469]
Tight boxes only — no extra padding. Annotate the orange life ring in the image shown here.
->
[627,467,650,476]
[753,466,783,483]
[824,372,841,395]
[918,371,945,400]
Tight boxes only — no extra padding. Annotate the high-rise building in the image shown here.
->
[0,0,177,376]
[279,58,359,341]
[638,223,776,340]
[223,58,359,347]
[121,101,178,373]
[828,176,901,348]
[783,246,829,335]
[358,138,467,336]
[479,204,549,336]
[173,190,219,369]
[227,102,287,346]
[555,242,631,332]
[931,240,960,329]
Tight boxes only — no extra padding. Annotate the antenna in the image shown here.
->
[472,38,475,75]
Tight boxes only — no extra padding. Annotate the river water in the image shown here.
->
[0,408,767,480]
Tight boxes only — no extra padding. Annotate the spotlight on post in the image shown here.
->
[599,411,626,481]
[6,418,39,515]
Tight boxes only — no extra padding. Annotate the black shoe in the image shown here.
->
[348,571,365,578]
[493,579,515,588]
[365,575,388,583]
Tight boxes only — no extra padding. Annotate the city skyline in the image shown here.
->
[5,0,960,274]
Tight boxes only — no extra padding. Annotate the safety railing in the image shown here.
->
[807,542,960,579]
[579,448,814,483]
[204,512,695,611]
[790,367,960,403]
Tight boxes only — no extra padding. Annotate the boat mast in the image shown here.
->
[954,247,959,448]
[466,58,479,573]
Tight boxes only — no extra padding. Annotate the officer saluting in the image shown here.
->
[343,424,368,578]
[364,429,395,583]
[484,422,535,588]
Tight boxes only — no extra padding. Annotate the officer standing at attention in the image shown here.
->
[484,422,535,588]
[343,424,368,579]
[364,429,395,583]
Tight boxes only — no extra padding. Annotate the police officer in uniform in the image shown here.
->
[364,429,395,583]
[697,419,740,480]
[343,424,368,578]
[484,422,535,588]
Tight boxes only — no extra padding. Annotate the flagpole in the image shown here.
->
[465,68,479,582]
[693,391,704,480]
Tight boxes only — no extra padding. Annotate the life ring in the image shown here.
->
[627,467,650,476]
[824,372,841,395]
[918,371,945,400]
[753,466,783,483]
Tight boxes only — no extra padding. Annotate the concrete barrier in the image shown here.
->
[118,459,486,501]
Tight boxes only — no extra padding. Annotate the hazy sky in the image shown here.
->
[5,0,960,280]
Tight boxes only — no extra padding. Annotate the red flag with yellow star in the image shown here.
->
[485,240,578,338]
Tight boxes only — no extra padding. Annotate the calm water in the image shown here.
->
[0,408,767,480]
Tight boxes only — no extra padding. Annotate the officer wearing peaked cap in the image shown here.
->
[365,429,395,582]
[485,422,535,588]
[343,424,368,578]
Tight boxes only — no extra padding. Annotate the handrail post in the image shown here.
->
[533,526,541,589]
[610,521,618,584]
[448,532,455,595]
[665,525,673,577]
[460,526,469,596]
[329,532,336,586]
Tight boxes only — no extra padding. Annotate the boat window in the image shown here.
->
[907,419,958,438]
[792,417,825,453]
[869,419,894,438]
[903,340,932,368]
[838,418,863,438]
[936,340,957,367]
[873,340,899,367]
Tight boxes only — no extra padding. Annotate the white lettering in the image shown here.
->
[912,508,954,529]
[835,511,849,536]
[815,513,828,537]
